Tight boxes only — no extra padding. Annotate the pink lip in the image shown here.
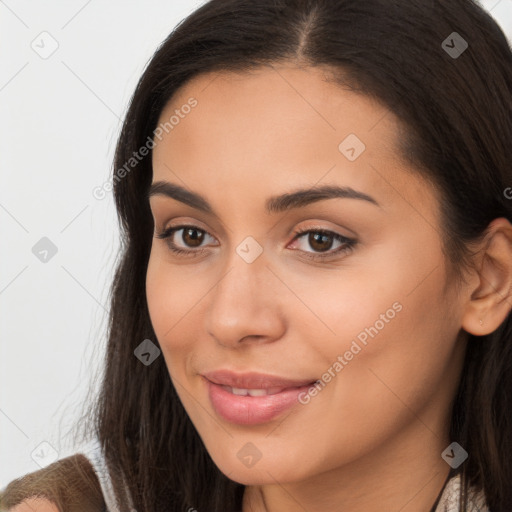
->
[203,369,315,389]
[202,370,318,425]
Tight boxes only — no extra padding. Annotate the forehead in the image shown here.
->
[151,65,434,214]
[156,64,399,154]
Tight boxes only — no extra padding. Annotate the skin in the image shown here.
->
[145,63,512,512]
[10,498,59,512]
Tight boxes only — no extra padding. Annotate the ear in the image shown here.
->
[461,217,512,336]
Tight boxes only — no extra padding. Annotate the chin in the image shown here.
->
[219,462,294,486]
[205,445,310,486]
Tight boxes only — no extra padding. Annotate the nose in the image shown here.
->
[204,245,286,348]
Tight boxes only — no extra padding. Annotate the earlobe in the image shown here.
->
[461,217,512,336]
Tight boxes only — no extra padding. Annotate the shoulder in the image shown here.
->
[6,497,60,512]
[0,453,106,512]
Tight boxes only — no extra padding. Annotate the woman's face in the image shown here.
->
[146,64,467,486]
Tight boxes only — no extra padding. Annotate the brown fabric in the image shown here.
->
[0,454,106,512]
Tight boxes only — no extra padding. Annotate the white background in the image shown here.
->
[1,0,511,490]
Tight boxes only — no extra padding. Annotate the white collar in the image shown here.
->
[434,472,489,512]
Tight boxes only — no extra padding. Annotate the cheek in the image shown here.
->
[280,242,440,363]
[297,242,458,422]
[318,268,459,435]
[145,251,198,359]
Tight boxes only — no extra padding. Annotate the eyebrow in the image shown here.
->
[147,181,380,214]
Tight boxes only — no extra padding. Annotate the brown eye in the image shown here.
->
[155,224,217,257]
[181,227,205,247]
[308,232,334,252]
[289,228,357,261]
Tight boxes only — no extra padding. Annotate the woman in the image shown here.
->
[2,0,512,511]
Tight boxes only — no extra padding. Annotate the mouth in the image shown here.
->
[202,369,317,389]
[202,370,319,425]
[217,385,302,396]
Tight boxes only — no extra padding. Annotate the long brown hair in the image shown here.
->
[75,1,512,510]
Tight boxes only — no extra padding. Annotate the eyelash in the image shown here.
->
[155,225,357,261]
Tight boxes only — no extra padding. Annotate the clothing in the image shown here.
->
[79,438,124,512]
[80,438,490,512]
[433,471,489,512]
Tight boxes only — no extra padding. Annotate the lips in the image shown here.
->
[202,369,318,425]
[202,369,316,390]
